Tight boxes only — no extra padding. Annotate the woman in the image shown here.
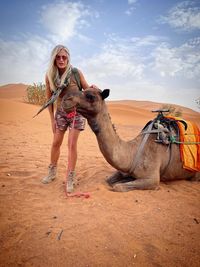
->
[42,45,97,193]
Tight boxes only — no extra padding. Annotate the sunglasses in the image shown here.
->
[56,55,68,61]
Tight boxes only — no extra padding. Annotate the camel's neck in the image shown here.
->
[87,104,133,172]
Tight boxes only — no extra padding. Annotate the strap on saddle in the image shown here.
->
[130,110,190,175]
[130,120,155,174]
[72,67,82,91]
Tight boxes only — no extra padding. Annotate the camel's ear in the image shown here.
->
[101,89,110,100]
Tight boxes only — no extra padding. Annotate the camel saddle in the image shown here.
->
[140,109,200,172]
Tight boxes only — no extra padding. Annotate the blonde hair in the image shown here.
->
[47,45,71,91]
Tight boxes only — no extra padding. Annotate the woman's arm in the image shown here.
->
[45,75,54,118]
[45,75,56,133]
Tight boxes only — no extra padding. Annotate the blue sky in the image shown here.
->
[0,0,200,111]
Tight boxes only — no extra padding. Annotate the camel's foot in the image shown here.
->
[106,171,133,186]
[106,171,124,185]
[112,178,159,192]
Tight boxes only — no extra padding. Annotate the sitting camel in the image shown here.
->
[62,88,200,192]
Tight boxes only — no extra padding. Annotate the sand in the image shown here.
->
[0,84,200,267]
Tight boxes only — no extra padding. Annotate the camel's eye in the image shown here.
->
[85,92,96,102]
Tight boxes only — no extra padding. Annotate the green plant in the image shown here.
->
[160,104,182,117]
[24,83,46,105]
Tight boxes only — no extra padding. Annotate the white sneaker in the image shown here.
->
[66,171,76,193]
[42,164,57,184]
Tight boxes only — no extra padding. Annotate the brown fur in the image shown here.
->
[62,88,200,192]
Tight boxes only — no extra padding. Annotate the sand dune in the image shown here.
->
[0,83,28,100]
[0,84,200,267]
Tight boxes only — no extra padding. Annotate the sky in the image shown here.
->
[0,0,200,111]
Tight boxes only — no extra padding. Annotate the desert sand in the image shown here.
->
[0,84,200,267]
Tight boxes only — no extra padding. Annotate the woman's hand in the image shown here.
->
[89,84,99,89]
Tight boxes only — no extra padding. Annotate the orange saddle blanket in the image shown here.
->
[168,117,200,172]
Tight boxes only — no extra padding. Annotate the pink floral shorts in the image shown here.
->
[55,109,86,131]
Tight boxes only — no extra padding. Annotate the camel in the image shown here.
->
[62,88,200,191]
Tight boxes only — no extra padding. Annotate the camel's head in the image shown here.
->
[61,88,110,118]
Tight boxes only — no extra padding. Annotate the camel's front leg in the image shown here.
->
[106,171,124,185]
[112,177,159,192]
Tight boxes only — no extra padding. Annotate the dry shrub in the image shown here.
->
[24,83,46,105]
[160,104,182,117]
[195,97,200,109]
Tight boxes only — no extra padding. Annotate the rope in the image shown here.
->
[65,192,90,198]
[141,129,200,145]
[170,135,200,145]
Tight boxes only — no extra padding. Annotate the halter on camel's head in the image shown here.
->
[61,88,110,116]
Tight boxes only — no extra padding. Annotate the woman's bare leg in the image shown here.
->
[66,128,80,192]
[42,129,65,184]
[50,129,65,166]
[67,128,80,172]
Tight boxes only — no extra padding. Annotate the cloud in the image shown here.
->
[0,0,198,111]
[79,34,166,82]
[0,1,96,85]
[77,34,199,110]
[0,36,51,85]
[79,35,147,82]
[128,0,137,3]
[78,35,168,103]
[153,37,200,79]
[130,35,168,47]
[40,1,95,42]
[125,0,138,15]
[160,1,200,31]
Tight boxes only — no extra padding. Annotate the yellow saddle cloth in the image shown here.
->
[167,116,200,172]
